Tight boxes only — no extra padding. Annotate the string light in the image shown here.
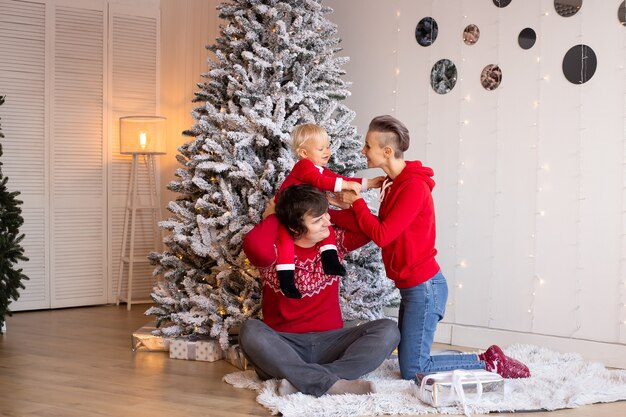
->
[620,11,626,343]
[391,4,401,114]
[488,7,504,328]
[529,2,545,332]
[569,7,587,338]
[451,3,468,312]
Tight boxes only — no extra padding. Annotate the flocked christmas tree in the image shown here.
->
[0,95,29,334]
[148,0,398,347]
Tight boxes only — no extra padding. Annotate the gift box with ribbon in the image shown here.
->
[224,344,250,370]
[131,324,171,352]
[169,336,223,362]
[414,369,504,415]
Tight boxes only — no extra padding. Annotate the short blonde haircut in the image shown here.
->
[290,124,329,153]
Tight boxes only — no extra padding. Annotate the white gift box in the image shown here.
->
[169,337,223,362]
[414,369,504,412]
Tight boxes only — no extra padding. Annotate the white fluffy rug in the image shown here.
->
[223,345,626,416]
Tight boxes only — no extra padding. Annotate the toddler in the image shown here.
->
[275,124,381,298]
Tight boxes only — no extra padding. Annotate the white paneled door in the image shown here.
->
[0,0,160,310]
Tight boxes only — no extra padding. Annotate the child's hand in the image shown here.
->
[367,176,386,189]
[342,181,362,193]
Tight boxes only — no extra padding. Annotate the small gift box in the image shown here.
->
[131,324,171,352]
[169,337,223,362]
[224,344,250,370]
[414,369,504,410]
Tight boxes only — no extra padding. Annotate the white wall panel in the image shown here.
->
[1,0,159,311]
[109,4,160,303]
[489,1,542,333]
[0,0,48,310]
[327,0,626,364]
[50,2,107,307]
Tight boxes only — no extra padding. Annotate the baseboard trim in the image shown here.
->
[434,323,626,369]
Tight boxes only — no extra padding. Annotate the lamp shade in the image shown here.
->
[120,116,167,154]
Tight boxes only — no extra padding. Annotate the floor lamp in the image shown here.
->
[117,116,166,310]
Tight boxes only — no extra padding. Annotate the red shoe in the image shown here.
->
[479,345,531,379]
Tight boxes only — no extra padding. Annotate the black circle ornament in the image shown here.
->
[619,1,626,26]
[430,59,457,94]
[518,28,536,49]
[554,0,582,17]
[480,65,502,91]
[415,17,438,47]
[562,44,597,84]
[463,24,480,45]
[493,0,512,7]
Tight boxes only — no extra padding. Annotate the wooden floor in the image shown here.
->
[0,305,624,417]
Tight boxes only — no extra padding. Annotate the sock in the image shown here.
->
[277,270,301,299]
[321,249,346,276]
[278,379,299,396]
[480,345,531,379]
[326,379,375,396]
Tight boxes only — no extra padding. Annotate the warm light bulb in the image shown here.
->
[139,132,147,149]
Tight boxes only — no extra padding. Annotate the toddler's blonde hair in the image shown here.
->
[290,124,329,154]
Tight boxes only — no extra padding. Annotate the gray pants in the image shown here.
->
[238,318,401,397]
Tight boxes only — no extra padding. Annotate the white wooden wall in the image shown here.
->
[327,0,626,367]
[0,0,160,309]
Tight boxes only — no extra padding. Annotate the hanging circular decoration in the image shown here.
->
[492,0,512,8]
[463,24,480,45]
[430,59,457,94]
[518,28,537,49]
[415,17,438,47]
[480,64,503,91]
[554,0,582,17]
[562,44,597,84]
[619,1,626,26]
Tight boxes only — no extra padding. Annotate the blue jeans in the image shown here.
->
[397,271,485,379]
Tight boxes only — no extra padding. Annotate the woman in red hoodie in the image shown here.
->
[333,115,530,380]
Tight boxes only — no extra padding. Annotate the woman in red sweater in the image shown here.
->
[334,115,530,380]
[240,184,400,397]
